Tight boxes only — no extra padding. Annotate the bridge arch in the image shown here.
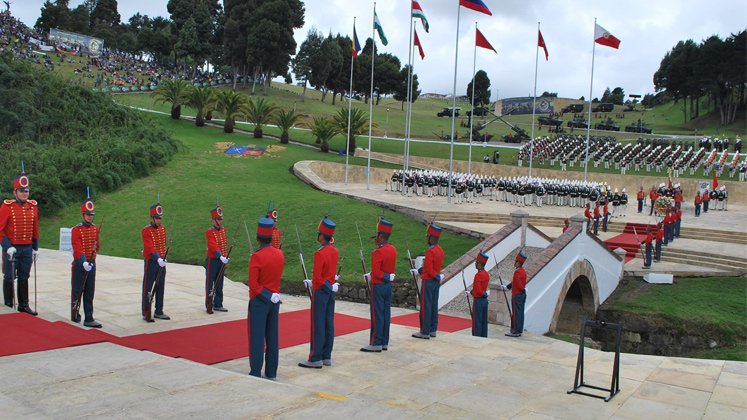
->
[549,259,600,334]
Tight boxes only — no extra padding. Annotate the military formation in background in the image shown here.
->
[517,135,746,178]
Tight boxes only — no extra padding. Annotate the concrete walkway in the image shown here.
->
[1,250,746,418]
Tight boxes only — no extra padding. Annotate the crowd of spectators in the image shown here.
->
[1,11,227,91]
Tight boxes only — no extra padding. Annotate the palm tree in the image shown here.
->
[151,79,191,120]
[307,117,339,153]
[186,86,216,127]
[245,97,278,138]
[214,90,248,133]
[333,107,372,155]
[272,109,301,144]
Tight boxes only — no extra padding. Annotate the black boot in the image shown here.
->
[17,282,37,316]
[3,281,13,307]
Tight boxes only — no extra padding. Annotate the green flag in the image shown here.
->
[374,12,388,46]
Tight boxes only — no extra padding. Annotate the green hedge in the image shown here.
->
[0,53,179,215]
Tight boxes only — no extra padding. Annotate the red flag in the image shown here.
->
[475,28,496,53]
[713,170,718,189]
[538,29,548,60]
[414,29,425,60]
[459,0,492,16]
[594,23,620,49]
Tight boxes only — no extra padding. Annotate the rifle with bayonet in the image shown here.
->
[354,223,371,302]
[295,225,312,301]
[208,223,240,314]
[72,222,103,322]
[405,239,422,303]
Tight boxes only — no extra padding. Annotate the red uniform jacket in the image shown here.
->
[371,242,397,284]
[0,199,39,248]
[663,214,671,227]
[649,190,658,201]
[593,207,600,218]
[701,191,710,202]
[562,225,569,233]
[205,226,227,258]
[471,269,490,298]
[584,208,592,219]
[656,227,664,242]
[676,209,682,221]
[142,224,167,260]
[312,243,339,290]
[248,245,285,299]
[694,194,701,205]
[603,204,609,216]
[674,192,683,204]
[71,223,100,263]
[420,244,444,281]
[637,191,645,201]
[511,267,527,295]
[644,231,654,245]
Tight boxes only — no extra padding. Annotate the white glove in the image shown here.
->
[6,246,16,259]
[157,258,167,268]
[414,256,424,270]
[270,293,281,304]
[390,274,396,281]
[363,272,371,282]
[220,255,229,264]
[332,283,339,293]
[303,279,312,288]
[464,290,470,297]
[409,268,419,276]
[83,261,93,272]
[499,284,508,291]
[334,274,340,281]
[32,249,39,258]
[437,273,444,282]
[485,290,491,297]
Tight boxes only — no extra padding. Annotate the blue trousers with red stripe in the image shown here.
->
[142,260,166,316]
[205,257,225,309]
[510,292,526,335]
[472,297,488,337]
[369,282,391,346]
[418,279,438,335]
[71,262,96,321]
[248,296,279,378]
[308,285,335,362]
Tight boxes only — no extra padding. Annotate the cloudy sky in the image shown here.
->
[11,0,746,101]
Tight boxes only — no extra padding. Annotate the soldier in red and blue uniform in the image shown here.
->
[674,208,682,238]
[70,191,101,327]
[654,223,664,262]
[592,202,601,235]
[411,223,444,339]
[205,206,229,313]
[299,216,339,368]
[642,227,653,269]
[500,250,527,337]
[1,164,39,315]
[141,202,169,322]
[361,219,397,352]
[602,200,610,232]
[470,252,490,337]
[248,217,285,379]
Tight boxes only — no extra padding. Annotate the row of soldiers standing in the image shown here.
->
[2,164,529,381]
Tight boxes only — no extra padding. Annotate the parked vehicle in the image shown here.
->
[437,107,461,117]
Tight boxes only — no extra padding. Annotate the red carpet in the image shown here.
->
[604,233,641,263]
[391,312,472,332]
[0,313,108,357]
[104,309,370,365]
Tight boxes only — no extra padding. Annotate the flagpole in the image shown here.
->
[447,1,462,204]
[345,17,356,185]
[529,21,540,178]
[584,18,597,182]
[366,4,377,190]
[406,39,415,175]
[402,6,415,195]
[468,21,477,176]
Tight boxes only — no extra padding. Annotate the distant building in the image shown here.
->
[495,97,588,115]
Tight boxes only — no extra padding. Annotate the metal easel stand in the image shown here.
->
[567,319,622,402]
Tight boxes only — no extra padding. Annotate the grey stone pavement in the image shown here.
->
[1,248,746,418]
